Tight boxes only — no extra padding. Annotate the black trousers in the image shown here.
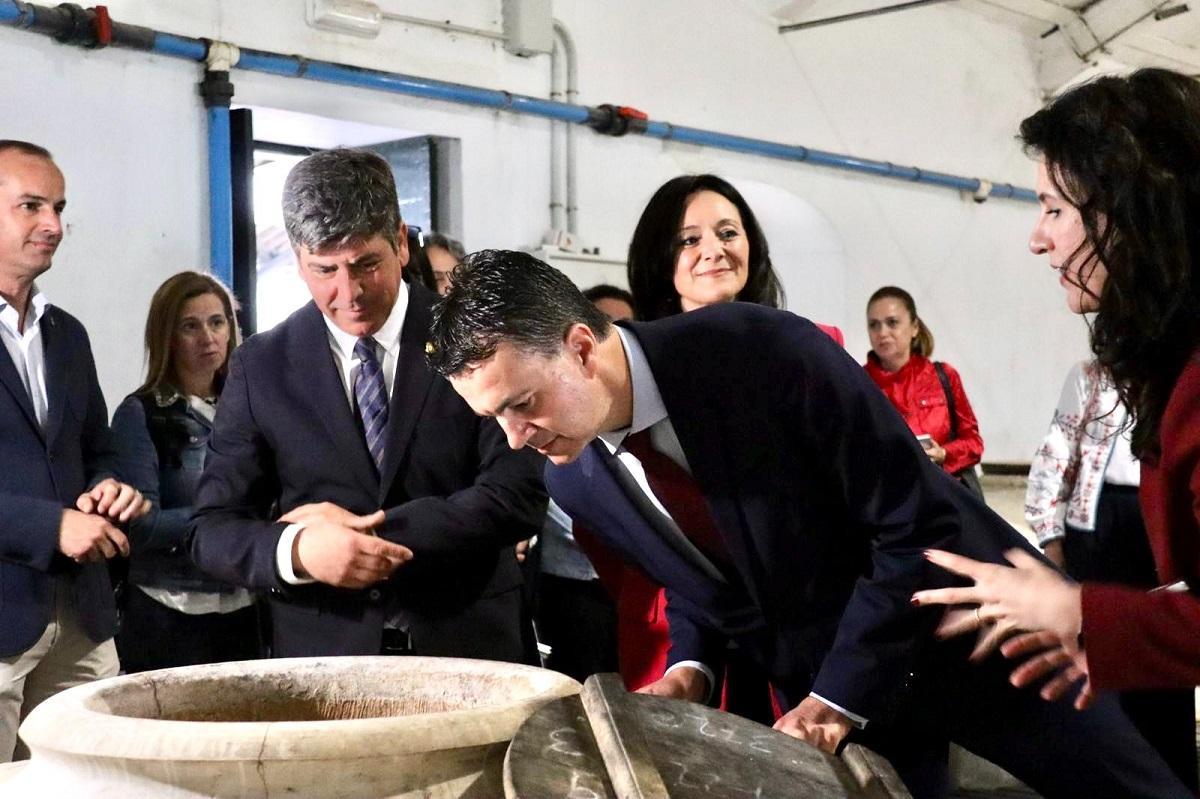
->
[116,586,262,673]
[535,573,619,683]
[1063,484,1199,793]
[847,632,1194,799]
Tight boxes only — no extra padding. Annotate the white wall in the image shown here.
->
[0,0,1091,461]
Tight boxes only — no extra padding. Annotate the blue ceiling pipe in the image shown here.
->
[0,0,1038,234]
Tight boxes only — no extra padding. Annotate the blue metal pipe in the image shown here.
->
[206,105,234,285]
[153,31,206,60]
[0,0,1036,203]
[235,48,592,124]
[0,0,28,25]
[645,121,1037,201]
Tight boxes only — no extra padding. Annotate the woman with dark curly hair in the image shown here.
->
[912,69,1200,754]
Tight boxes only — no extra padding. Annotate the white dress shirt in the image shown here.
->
[0,287,49,428]
[276,282,409,584]
[602,327,866,726]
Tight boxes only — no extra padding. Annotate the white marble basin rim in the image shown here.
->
[5,656,581,798]
[21,656,578,761]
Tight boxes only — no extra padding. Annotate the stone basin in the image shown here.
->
[0,656,580,798]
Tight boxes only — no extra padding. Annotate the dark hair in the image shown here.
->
[583,283,635,309]
[0,140,53,160]
[403,227,437,291]
[626,174,783,321]
[424,232,467,261]
[136,271,240,397]
[427,249,611,377]
[1020,68,1200,458]
[867,285,934,357]
[282,148,402,253]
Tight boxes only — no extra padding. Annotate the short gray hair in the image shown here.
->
[424,232,466,261]
[282,148,401,253]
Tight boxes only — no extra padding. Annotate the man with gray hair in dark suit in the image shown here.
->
[191,148,546,662]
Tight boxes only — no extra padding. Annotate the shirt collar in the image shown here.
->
[0,285,48,337]
[322,279,409,360]
[598,325,669,453]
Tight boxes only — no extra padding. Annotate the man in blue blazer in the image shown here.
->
[427,249,1190,799]
[190,150,546,660]
[0,141,148,761]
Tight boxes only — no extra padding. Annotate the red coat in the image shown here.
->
[863,353,983,475]
[1082,353,1200,690]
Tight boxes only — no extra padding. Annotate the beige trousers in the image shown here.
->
[0,576,119,762]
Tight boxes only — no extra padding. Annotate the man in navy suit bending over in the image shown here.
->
[191,150,545,662]
[0,141,148,761]
[427,249,1189,799]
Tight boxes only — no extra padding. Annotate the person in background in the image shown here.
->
[0,140,149,761]
[109,271,260,672]
[424,232,466,296]
[864,287,984,497]
[582,284,635,323]
[610,173,844,722]
[1023,358,1197,790]
[912,67,1200,774]
[402,227,437,293]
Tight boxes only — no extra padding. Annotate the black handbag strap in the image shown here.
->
[933,361,958,442]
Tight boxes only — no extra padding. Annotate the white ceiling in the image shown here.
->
[763,0,1200,94]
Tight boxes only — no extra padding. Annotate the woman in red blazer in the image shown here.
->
[911,69,1200,711]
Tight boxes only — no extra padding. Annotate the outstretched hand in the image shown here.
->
[931,606,1019,662]
[1002,631,1094,710]
[911,548,1083,653]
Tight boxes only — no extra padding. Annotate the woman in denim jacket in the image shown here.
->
[110,272,259,671]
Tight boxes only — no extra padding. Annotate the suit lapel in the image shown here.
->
[0,329,40,438]
[625,322,764,607]
[592,440,727,583]
[376,286,435,503]
[289,303,379,492]
[40,308,68,446]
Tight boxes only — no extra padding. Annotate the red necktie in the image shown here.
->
[621,429,731,569]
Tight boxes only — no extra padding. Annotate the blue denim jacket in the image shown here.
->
[110,391,237,592]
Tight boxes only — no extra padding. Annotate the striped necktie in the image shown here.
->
[353,337,389,472]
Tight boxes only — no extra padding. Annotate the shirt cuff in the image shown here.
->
[809,693,868,729]
[666,660,716,704]
[276,523,316,585]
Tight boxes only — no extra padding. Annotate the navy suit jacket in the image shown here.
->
[0,305,119,657]
[547,304,1036,721]
[190,283,547,657]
